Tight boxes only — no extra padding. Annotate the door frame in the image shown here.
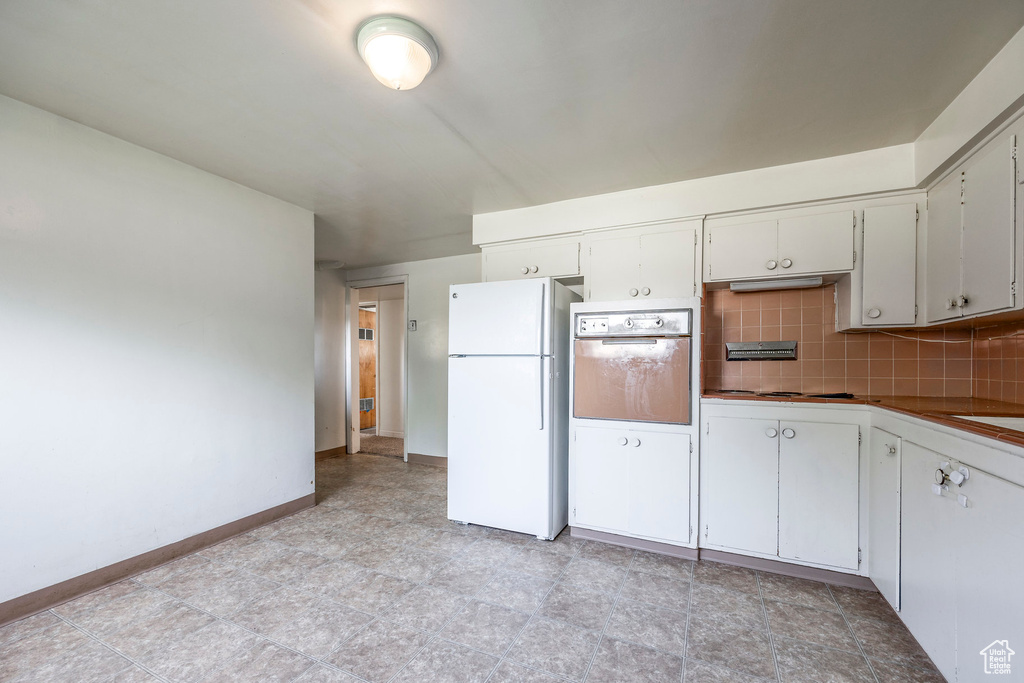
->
[346,275,409,462]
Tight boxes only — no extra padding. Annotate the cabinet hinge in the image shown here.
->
[704,524,709,540]
[1012,282,1017,296]
[689,525,693,540]
[707,232,712,244]
[858,430,862,445]
[572,507,576,517]
[915,206,919,222]
[852,250,856,264]
[689,442,693,454]
[694,232,699,245]
[858,548,862,565]
[915,304,919,318]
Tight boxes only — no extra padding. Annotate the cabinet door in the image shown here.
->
[778,421,860,569]
[954,467,1024,681]
[588,234,639,301]
[484,246,535,282]
[573,426,629,532]
[627,431,691,544]
[900,442,957,680]
[705,220,778,281]
[702,417,779,555]
[961,135,1016,318]
[532,241,581,279]
[777,211,855,276]
[639,228,697,299]
[861,205,917,326]
[867,428,901,610]
[925,171,964,323]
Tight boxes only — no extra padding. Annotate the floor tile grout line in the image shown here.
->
[483,537,587,682]
[48,610,175,683]
[755,571,784,682]
[579,546,641,682]
[825,584,883,683]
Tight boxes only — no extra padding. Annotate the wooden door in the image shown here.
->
[358,308,376,430]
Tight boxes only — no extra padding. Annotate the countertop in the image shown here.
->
[701,391,1024,448]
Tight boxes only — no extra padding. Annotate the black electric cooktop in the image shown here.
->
[711,390,857,400]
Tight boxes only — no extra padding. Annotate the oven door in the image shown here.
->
[573,336,692,424]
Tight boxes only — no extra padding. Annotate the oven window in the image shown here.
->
[573,337,691,424]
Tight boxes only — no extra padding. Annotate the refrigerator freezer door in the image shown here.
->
[449,279,549,356]
[448,355,554,538]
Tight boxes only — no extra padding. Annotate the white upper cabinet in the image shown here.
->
[860,204,918,326]
[586,219,700,302]
[925,134,1017,323]
[483,237,580,282]
[960,135,1017,318]
[705,210,854,282]
[704,220,777,281]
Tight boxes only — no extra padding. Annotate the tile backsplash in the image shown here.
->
[974,320,1024,403]
[703,286,974,397]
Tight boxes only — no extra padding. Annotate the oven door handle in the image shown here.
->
[600,339,658,345]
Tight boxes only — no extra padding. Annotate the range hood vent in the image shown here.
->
[726,341,798,361]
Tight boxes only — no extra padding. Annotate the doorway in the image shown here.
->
[350,282,406,459]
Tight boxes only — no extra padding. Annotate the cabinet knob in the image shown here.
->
[867,308,881,319]
[630,438,641,447]
[946,298,957,310]
[618,437,628,446]
[781,258,793,269]
[766,260,778,270]
[521,266,530,274]
[781,427,795,439]
[957,295,969,308]
[641,287,651,296]
[628,288,639,297]
[886,444,897,455]
[935,468,949,485]
[765,428,778,438]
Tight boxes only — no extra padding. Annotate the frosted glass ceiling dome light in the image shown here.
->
[356,16,438,91]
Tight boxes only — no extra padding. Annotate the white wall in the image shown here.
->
[377,296,405,438]
[314,269,347,451]
[0,95,315,603]
[347,254,481,457]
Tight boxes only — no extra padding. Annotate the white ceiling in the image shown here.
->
[1,1,1022,269]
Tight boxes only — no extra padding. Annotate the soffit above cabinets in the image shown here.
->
[1,1,1022,268]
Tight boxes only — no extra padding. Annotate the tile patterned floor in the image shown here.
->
[0,453,945,682]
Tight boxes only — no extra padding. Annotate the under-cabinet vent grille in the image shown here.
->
[726,341,798,361]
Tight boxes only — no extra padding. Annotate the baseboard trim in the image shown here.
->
[0,492,316,628]
[570,527,699,560]
[699,549,877,590]
[378,430,404,439]
[315,446,347,461]
[408,452,447,467]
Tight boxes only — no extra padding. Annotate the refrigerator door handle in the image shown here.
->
[538,356,544,430]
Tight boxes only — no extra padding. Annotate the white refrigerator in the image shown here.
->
[447,278,580,540]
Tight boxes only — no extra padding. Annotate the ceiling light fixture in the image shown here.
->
[356,16,438,91]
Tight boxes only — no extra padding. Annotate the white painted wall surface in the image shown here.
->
[0,95,314,603]
[377,297,406,439]
[472,144,916,244]
[915,24,1024,185]
[347,254,481,457]
[314,269,347,451]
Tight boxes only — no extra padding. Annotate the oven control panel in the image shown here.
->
[575,309,692,337]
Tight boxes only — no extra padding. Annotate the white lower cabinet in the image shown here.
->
[898,437,1024,682]
[702,414,860,570]
[899,441,958,679]
[572,425,692,545]
[867,427,901,611]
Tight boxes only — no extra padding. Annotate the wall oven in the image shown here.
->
[573,307,695,425]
